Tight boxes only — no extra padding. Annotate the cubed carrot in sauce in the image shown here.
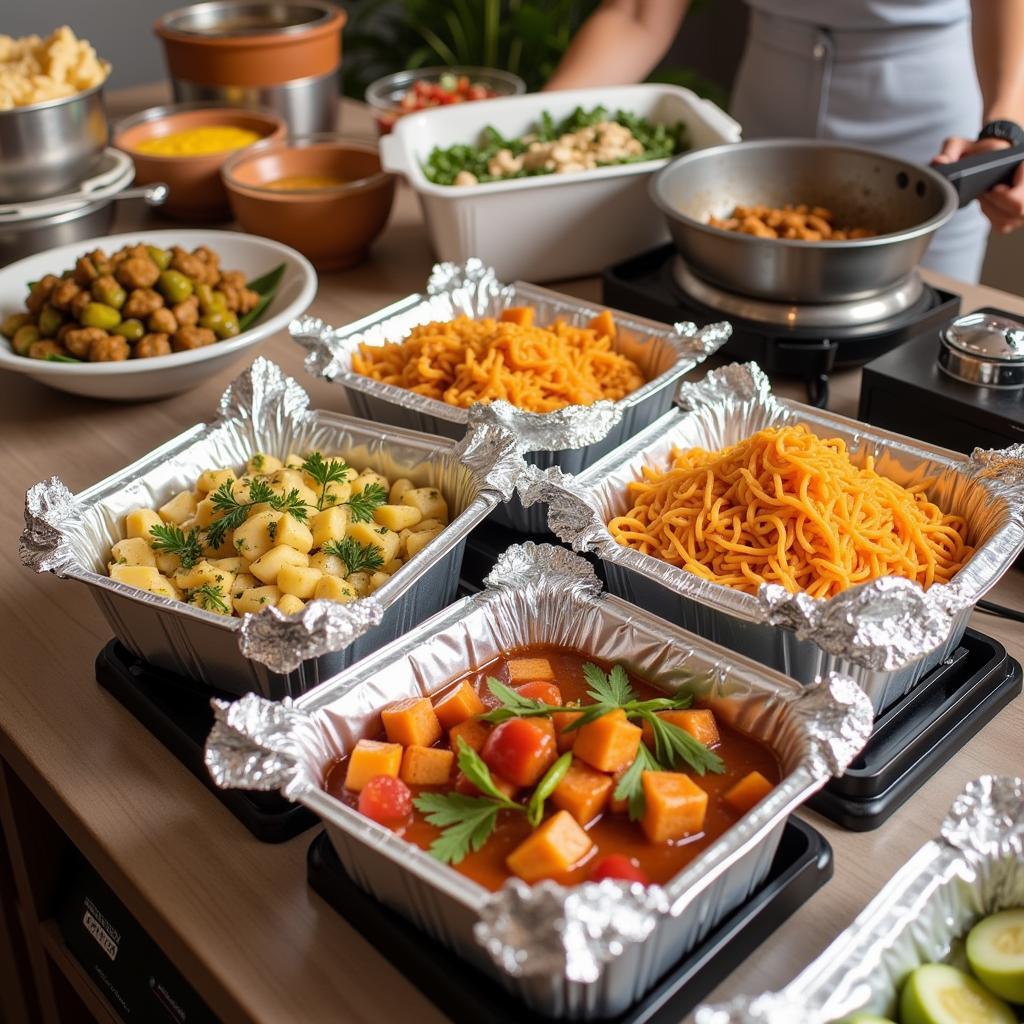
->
[641,771,708,843]
[500,306,534,328]
[608,761,632,813]
[642,709,720,750]
[573,709,643,773]
[381,697,442,748]
[588,309,616,339]
[345,739,403,792]
[449,717,491,754]
[515,681,563,705]
[507,657,555,683]
[506,810,593,883]
[400,745,455,786]
[433,681,485,730]
[723,770,774,815]
[552,709,583,752]
[455,770,519,800]
[551,759,614,826]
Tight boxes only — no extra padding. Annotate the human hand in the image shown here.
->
[933,136,1024,234]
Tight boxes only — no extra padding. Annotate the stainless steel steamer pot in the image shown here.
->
[651,138,1024,303]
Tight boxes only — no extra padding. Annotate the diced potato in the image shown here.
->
[723,771,774,815]
[311,506,348,548]
[188,589,233,616]
[275,514,313,554]
[211,556,248,573]
[403,528,442,559]
[373,504,422,532]
[146,575,179,600]
[551,759,613,825]
[383,558,403,575]
[642,709,720,751]
[173,559,231,591]
[413,518,445,533]
[346,571,371,597]
[351,470,389,496]
[369,571,391,592]
[110,537,156,568]
[231,475,255,501]
[232,585,281,615]
[344,739,402,792]
[196,467,236,495]
[192,497,218,528]
[388,477,415,504]
[155,551,180,575]
[314,575,357,603]
[401,486,448,522]
[110,564,162,590]
[318,480,352,508]
[158,490,197,525]
[552,710,583,752]
[448,718,491,754]
[231,572,258,599]
[506,810,593,883]
[284,452,305,469]
[249,545,309,585]
[573,710,643,773]
[125,508,162,541]
[347,521,400,564]
[246,452,282,474]
[508,657,555,683]
[233,510,283,560]
[277,564,323,599]
[641,771,708,843]
[309,551,345,576]
[202,532,238,560]
[433,681,485,730]
[381,697,442,748]
[400,745,455,786]
[277,594,306,615]
[271,468,306,491]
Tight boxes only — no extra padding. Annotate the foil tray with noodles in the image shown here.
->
[20,358,524,700]
[522,362,1024,714]
[205,542,873,1020]
[696,775,1024,1024]
[290,259,731,532]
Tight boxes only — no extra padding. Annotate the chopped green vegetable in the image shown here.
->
[239,263,286,332]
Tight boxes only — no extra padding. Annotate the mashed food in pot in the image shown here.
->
[0,27,109,110]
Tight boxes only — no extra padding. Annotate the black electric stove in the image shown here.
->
[603,245,961,408]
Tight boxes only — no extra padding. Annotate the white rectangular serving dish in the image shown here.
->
[379,84,741,282]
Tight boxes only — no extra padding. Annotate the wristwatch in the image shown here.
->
[978,119,1024,146]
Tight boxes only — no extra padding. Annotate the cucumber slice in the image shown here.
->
[900,963,1016,1024]
[967,909,1024,1004]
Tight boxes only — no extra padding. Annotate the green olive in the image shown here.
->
[210,289,229,312]
[147,245,172,270]
[92,278,127,309]
[195,283,215,313]
[37,304,63,338]
[113,318,145,342]
[1,312,30,338]
[79,302,122,330]
[12,324,39,355]
[201,310,240,340]
[157,269,194,304]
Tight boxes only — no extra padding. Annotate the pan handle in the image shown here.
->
[932,142,1024,206]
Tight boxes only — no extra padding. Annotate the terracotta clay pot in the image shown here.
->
[222,136,395,270]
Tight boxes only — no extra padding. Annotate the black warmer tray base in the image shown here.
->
[808,628,1021,831]
[95,640,317,843]
[307,818,832,1024]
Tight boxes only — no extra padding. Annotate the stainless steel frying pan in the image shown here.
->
[650,138,1024,303]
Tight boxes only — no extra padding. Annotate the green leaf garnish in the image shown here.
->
[526,751,572,827]
[300,451,351,511]
[345,482,387,524]
[322,536,385,574]
[636,707,724,776]
[238,263,285,332]
[613,744,662,821]
[191,582,230,615]
[204,473,307,550]
[478,677,563,725]
[148,523,203,570]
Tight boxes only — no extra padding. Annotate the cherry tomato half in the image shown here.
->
[481,718,557,788]
[590,854,650,885]
[358,774,412,827]
[515,681,563,706]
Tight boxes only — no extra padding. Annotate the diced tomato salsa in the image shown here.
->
[375,74,501,133]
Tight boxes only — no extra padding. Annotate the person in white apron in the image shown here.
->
[546,0,1024,283]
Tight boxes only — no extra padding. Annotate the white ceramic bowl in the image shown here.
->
[0,229,317,400]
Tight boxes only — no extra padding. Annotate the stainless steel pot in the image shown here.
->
[938,310,1024,388]
[651,138,1024,303]
[0,85,109,203]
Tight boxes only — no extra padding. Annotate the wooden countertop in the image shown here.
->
[1,90,1022,1024]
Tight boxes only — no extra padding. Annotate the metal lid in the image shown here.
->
[942,311,1024,363]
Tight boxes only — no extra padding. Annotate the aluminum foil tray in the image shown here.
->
[525,362,1024,714]
[291,259,730,532]
[20,358,524,700]
[696,774,1024,1024]
[205,542,872,1019]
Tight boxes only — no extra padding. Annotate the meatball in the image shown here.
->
[220,284,260,315]
[172,325,216,351]
[123,287,164,320]
[73,256,100,286]
[69,291,92,321]
[88,334,130,362]
[172,296,199,327]
[50,278,82,312]
[148,307,178,334]
[64,326,108,359]
[27,339,65,360]
[115,257,160,290]
[26,274,59,314]
[135,332,172,358]
[169,247,203,280]
[219,269,245,291]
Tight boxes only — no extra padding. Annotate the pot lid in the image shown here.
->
[942,311,1024,363]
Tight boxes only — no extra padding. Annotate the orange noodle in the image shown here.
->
[351,307,645,414]
[607,424,973,598]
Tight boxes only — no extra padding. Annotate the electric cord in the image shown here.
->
[976,599,1024,624]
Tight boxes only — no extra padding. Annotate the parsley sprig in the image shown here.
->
[191,583,230,615]
[322,536,385,574]
[300,451,388,522]
[346,482,387,523]
[413,740,572,864]
[149,523,204,570]
[205,478,308,550]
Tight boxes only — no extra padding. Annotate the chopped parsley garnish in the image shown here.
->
[205,477,308,550]
[149,523,203,569]
[346,483,387,523]
[322,536,384,574]
[191,583,230,615]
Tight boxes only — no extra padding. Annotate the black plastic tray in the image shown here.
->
[307,818,832,1024]
[95,641,316,843]
[808,628,1022,831]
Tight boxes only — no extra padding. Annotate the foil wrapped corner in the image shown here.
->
[484,541,604,600]
[791,673,874,779]
[204,692,330,799]
[517,464,607,550]
[675,361,779,415]
[217,355,311,429]
[466,398,625,454]
[427,258,510,311]
[20,476,79,575]
[968,442,1024,507]
[475,879,668,983]
[453,422,525,501]
[941,775,1024,857]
